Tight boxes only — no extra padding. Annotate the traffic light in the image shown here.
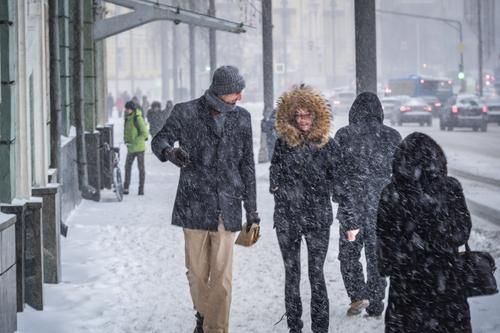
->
[458,64,465,80]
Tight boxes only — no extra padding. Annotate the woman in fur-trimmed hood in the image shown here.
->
[270,85,339,333]
[274,84,331,148]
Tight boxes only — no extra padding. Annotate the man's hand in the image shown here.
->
[346,229,360,242]
[164,147,190,167]
[246,212,261,232]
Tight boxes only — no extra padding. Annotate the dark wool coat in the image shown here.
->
[333,92,402,230]
[151,95,257,232]
[376,132,472,333]
[270,85,338,233]
[147,108,167,138]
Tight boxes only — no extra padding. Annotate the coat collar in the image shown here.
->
[198,97,239,139]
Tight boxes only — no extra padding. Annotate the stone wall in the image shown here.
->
[0,212,17,333]
[60,135,82,222]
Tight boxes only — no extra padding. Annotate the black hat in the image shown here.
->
[125,101,136,110]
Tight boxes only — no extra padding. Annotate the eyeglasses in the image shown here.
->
[295,113,313,120]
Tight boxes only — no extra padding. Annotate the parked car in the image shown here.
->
[388,96,433,126]
[440,94,488,132]
[329,90,356,114]
[420,95,443,117]
[484,96,500,125]
[381,95,409,121]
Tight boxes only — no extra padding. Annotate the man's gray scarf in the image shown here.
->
[204,90,237,135]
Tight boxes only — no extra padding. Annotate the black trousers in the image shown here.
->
[276,226,330,333]
[124,151,145,192]
[338,223,387,315]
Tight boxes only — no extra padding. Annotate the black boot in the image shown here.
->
[288,316,303,333]
[193,312,204,333]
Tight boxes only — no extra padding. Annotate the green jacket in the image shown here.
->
[124,109,148,153]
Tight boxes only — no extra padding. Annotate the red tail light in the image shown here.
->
[424,106,432,112]
[399,106,411,112]
[452,105,458,113]
[482,105,488,113]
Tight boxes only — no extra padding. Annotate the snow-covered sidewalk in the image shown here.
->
[17,105,500,333]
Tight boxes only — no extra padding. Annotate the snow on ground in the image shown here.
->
[17,103,500,333]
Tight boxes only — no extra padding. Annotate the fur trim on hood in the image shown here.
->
[275,85,331,148]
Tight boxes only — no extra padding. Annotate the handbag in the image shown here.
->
[455,242,498,298]
[235,223,260,247]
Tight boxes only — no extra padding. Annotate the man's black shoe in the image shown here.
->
[193,312,204,333]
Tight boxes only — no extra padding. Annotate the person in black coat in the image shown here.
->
[333,92,402,317]
[146,101,165,137]
[376,132,472,333]
[164,99,174,119]
[261,108,278,161]
[270,85,338,333]
[152,66,260,333]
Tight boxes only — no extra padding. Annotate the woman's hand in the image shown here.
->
[346,229,360,242]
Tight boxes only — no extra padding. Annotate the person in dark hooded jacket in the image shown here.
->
[376,132,472,333]
[333,92,402,317]
[270,85,339,333]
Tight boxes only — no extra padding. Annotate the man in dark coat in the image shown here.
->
[146,101,164,137]
[151,65,260,333]
[333,92,402,317]
[377,132,472,332]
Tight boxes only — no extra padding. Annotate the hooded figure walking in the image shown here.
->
[334,92,402,317]
[151,65,260,333]
[270,85,339,333]
[377,132,472,332]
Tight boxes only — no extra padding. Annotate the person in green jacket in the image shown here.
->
[123,101,148,195]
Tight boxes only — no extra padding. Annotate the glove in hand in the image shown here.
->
[164,147,190,167]
[246,212,261,232]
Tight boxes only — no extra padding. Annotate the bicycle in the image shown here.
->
[103,142,124,201]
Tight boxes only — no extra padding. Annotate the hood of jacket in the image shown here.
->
[348,91,384,125]
[275,85,331,148]
[392,132,448,187]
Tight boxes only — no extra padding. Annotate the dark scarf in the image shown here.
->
[204,90,238,135]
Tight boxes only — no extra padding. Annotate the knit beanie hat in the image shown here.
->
[209,65,246,96]
[125,101,136,110]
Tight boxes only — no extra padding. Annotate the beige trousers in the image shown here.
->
[184,220,236,333]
